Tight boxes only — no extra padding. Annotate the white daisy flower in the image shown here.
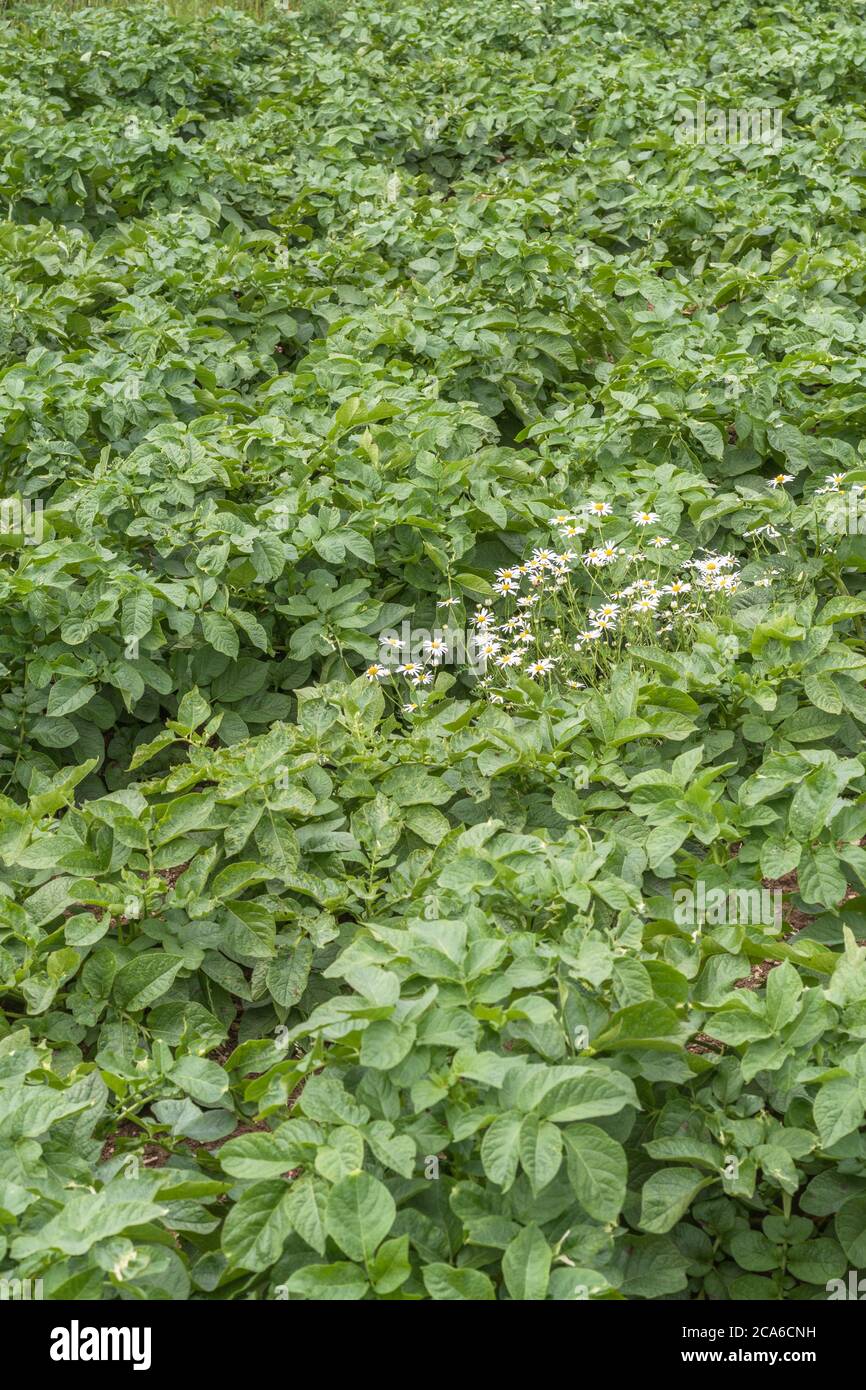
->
[365,664,389,681]
[586,500,612,516]
[496,650,523,668]
[424,637,449,661]
[476,639,502,658]
[532,548,558,567]
[633,510,659,526]
[526,658,556,676]
[397,661,424,676]
[768,473,793,488]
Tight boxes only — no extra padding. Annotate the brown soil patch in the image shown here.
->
[689,863,853,1048]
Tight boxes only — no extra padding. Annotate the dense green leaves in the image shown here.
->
[2,0,866,1303]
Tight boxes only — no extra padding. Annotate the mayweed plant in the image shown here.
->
[466,503,744,695]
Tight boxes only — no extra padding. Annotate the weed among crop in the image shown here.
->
[468,505,744,696]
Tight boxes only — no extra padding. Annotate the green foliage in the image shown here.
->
[1,0,866,1301]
